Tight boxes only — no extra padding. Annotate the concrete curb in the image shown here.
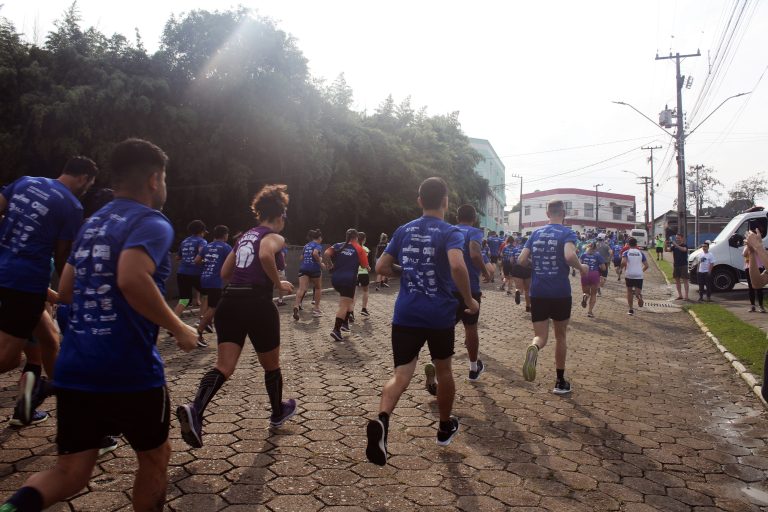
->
[687,309,767,409]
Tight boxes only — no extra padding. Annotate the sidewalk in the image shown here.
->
[1,267,767,511]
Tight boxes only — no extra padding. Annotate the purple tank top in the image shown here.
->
[230,226,284,288]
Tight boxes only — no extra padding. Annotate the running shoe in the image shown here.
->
[761,307,767,313]
[196,322,214,334]
[374,286,380,291]
[525,305,531,313]
[98,436,119,457]
[499,285,506,291]
[270,399,297,427]
[522,344,539,382]
[597,288,602,296]
[330,330,343,341]
[424,363,437,396]
[348,312,355,323]
[637,294,644,307]
[516,290,522,304]
[360,308,370,317]
[340,322,351,333]
[381,282,390,288]
[312,309,323,317]
[628,309,634,316]
[749,306,757,312]
[276,299,287,306]
[587,312,594,318]
[468,360,485,382]
[15,371,36,425]
[506,290,511,296]
[366,418,388,466]
[196,332,208,348]
[176,404,203,448]
[9,409,49,427]
[292,307,300,320]
[298,303,303,311]
[553,379,572,395]
[581,294,588,308]
[311,300,316,305]
[436,417,460,446]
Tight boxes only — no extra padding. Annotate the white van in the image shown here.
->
[688,207,768,292]
[630,229,648,249]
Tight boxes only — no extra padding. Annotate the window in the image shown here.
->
[524,206,531,216]
[584,203,594,218]
[613,206,622,220]
[564,201,572,211]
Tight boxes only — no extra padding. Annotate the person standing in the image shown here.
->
[622,238,649,315]
[696,241,716,302]
[670,233,690,300]
[744,246,766,313]
[177,184,297,449]
[374,233,389,290]
[519,200,586,395]
[366,177,478,466]
[293,229,325,319]
[195,225,232,345]
[173,220,207,318]
[355,232,372,317]
[745,230,768,403]
[1,138,198,512]
[324,229,368,341]
[486,231,501,282]
[654,234,665,261]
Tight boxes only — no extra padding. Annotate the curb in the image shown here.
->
[687,309,767,409]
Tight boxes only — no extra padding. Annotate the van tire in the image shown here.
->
[711,266,736,293]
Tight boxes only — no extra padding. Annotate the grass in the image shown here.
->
[655,258,674,283]
[685,302,767,380]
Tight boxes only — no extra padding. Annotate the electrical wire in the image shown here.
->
[498,134,663,159]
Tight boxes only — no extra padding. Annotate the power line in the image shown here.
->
[498,135,662,158]
[525,144,653,184]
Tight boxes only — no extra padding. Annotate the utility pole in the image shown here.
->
[636,177,652,233]
[641,145,662,240]
[509,174,524,234]
[594,184,603,231]
[692,164,705,247]
[656,50,700,243]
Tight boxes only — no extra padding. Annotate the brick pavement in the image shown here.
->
[1,265,768,511]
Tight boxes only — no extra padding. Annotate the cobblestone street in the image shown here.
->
[2,265,768,511]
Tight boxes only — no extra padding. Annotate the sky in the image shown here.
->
[4,0,768,220]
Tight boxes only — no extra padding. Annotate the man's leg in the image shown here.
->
[10,450,99,510]
[32,310,59,378]
[626,286,634,310]
[379,358,418,415]
[523,319,549,382]
[553,319,568,372]
[361,285,369,311]
[432,357,455,422]
[588,287,597,314]
[683,275,689,299]
[133,441,171,512]
[675,276,683,298]
[464,323,479,363]
[0,331,26,374]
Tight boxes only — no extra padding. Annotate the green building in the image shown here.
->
[468,137,506,233]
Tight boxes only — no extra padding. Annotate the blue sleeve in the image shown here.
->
[469,229,483,245]
[579,253,586,263]
[124,215,174,269]
[446,228,465,252]
[564,230,578,245]
[641,252,647,262]
[524,235,534,250]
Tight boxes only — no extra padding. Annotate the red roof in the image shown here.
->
[522,188,634,202]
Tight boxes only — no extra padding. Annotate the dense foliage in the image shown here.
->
[0,5,488,244]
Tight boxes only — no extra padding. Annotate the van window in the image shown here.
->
[631,230,645,236]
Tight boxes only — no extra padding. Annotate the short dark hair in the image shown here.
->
[251,184,289,222]
[418,177,448,210]
[109,138,168,190]
[307,228,322,240]
[628,237,638,247]
[187,220,206,235]
[357,231,366,243]
[547,200,565,217]
[457,204,476,223]
[213,225,229,239]
[62,156,99,178]
[346,228,358,243]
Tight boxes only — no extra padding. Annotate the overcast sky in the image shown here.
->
[4,0,767,219]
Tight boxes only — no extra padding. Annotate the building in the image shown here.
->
[521,188,636,234]
[468,137,506,233]
[653,210,731,245]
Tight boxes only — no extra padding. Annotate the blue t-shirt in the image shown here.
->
[178,235,206,275]
[580,252,606,272]
[0,177,83,293]
[54,198,174,393]
[510,245,523,264]
[502,244,516,264]
[300,241,322,273]
[385,216,464,329]
[450,224,483,294]
[487,236,502,257]
[330,242,364,288]
[200,240,232,289]
[524,223,578,298]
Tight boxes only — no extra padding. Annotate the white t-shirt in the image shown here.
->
[698,252,716,273]
[624,248,646,279]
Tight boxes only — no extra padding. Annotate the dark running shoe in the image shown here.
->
[581,294,588,308]
[330,330,343,342]
[381,282,390,288]
[348,312,355,323]
[468,360,485,382]
[196,332,208,348]
[553,379,572,395]
[366,418,387,466]
[340,322,351,333]
[637,294,644,308]
[628,309,634,316]
[525,305,531,313]
[270,399,297,427]
[98,436,119,457]
[177,404,203,448]
[9,409,48,427]
[424,363,437,396]
[436,417,460,446]
[360,308,370,317]
[292,307,300,320]
[515,290,521,305]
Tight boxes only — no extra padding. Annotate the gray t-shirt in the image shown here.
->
[597,242,612,262]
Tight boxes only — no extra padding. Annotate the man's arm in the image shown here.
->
[53,240,73,277]
[375,253,401,277]
[323,246,335,270]
[518,247,531,268]
[564,241,587,276]
[58,263,75,304]
[448,248,479,314]
[469,240,491,281]
[0,194,7,215]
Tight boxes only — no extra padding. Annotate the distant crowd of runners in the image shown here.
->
[2,137,767,510]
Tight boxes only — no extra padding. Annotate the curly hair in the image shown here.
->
[251,184,289,222]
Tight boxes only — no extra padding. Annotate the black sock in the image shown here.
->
[556,369,565,381]
[192,368,226,418]
[439,419,453,431]
[334,317,344,331]
[4,486,44,512]
[265,368,283,415]
[22,363,42,380]
[377,412,389,432]
[345,311,351,321]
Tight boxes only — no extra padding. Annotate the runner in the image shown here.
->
[621,238,649,315]
[596,233,613,295]
[500,236,516,295]
[670,233,690,300]
[481,240,494,278]
[293,229,324,319]
[365,177,478,466]
[195,225,232,346]
[486,231,501,282]
[177,184,297,449]
[654,234,665,261]
[519,200,586,395]
[324,229,368,341]
[579,242,606,318]
[374,233,389,290]
[1,138,198,512]
[696,241,715,302]
[276,244,289,306]
[173,220,207,319]
[613,239,625,281]
[0,157,98,428]
[355,232,372,317]
[509,236,533,312]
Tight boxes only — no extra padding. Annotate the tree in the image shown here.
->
[728,173,768,206]
[686,164,723,213]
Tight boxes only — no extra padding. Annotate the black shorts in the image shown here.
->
[672,265,688,279]
[177,273,202,300]
[391,324,455,367]
[510,264,532,279]
[530,296,572,323]
[502,262,514,277]
[298,270,321,279]
[600,268,609,278]
[490,255,499,264]
[215,288,280,352]
[655,247,663,254]
[625,278,644,290]
[357,274,370,287]
[202,288,223,308]
[0,287,46,339]
[56,386,170,454]
[334,285,356,299]
[454,292,482,325]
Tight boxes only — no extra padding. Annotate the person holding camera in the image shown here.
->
[670,234,689,300]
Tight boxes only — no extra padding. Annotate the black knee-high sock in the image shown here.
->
[193,368,226,418]
[334,317,344,331]
[4,486,43,512]
[265,368,283,415]
[22,362,42,380]
[345,311,351,322]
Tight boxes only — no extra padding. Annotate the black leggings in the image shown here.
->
[746,269,765,307]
